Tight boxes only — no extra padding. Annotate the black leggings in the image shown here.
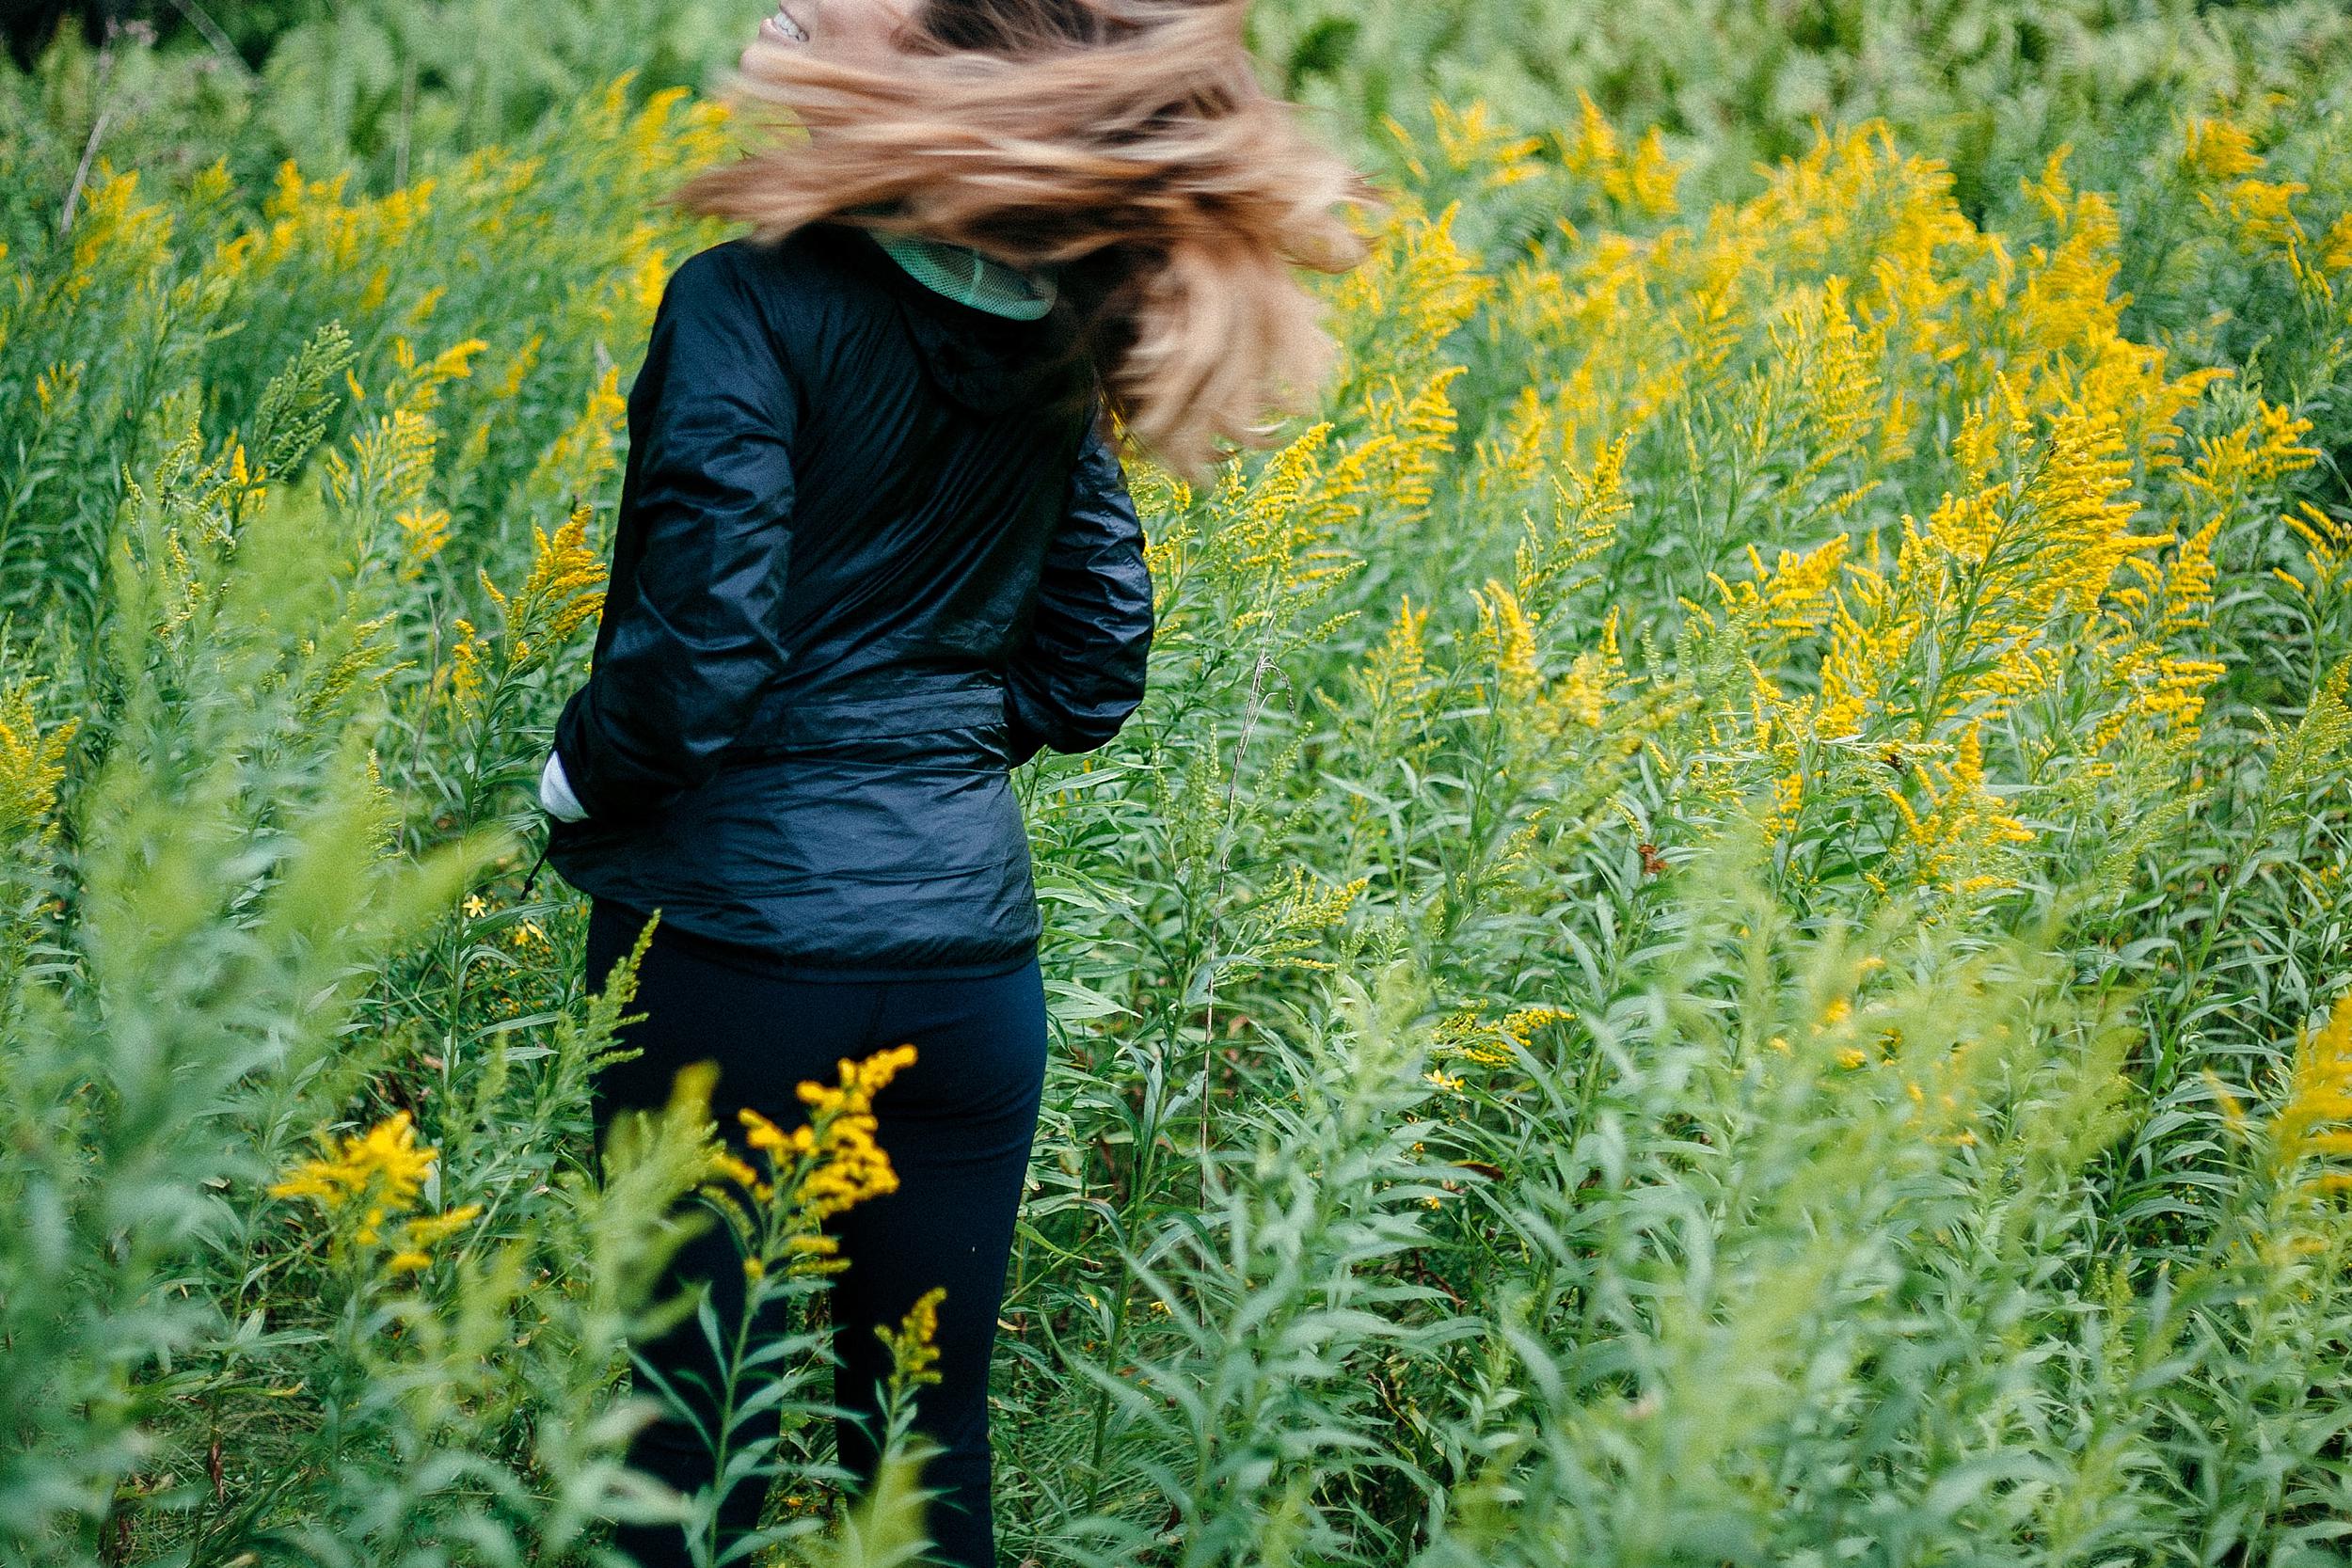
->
[583,899,1047,1568]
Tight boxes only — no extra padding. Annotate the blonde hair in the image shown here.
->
[676,0,1382,480]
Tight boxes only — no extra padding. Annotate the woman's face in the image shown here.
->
[750,0,921,65]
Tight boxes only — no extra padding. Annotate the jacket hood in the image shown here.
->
[873,230,1058,320]
[842,227,1090,419]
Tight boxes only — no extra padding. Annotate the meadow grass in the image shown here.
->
[2,8,2350,1563]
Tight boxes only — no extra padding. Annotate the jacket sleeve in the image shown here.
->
[551,251,799,819]
[1004,411,1155,768]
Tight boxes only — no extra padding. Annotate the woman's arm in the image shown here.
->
[1004,411,1155,767]
[548,249,801,820]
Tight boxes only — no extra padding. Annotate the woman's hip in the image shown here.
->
[581,896,1048,1132]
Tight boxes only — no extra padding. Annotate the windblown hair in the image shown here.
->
[677,0,1382,480]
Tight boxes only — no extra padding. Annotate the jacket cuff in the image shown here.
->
[551,688,669,821]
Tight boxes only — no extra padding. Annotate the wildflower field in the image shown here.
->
[6,1,2352,1563]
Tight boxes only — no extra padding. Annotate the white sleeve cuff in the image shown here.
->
[539,749,589,822]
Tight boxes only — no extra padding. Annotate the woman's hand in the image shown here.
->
[539,749,589,823]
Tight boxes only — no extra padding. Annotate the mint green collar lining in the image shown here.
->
[872,230,1059,320]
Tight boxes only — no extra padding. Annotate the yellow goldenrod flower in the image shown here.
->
[1500,1006,1574,1044]
[0,681,77,843]
[2269,996,2352,1192]
[448,619,485,711]
[878,1286,947,1394]
[1428,99,1546,190]
[396,506,451,572]
[401,1204,484,1250]
[2321,214,2352,277]
[2282,500,2350,600]
[524,366,628,504]
[2225,177,2308,246]
[495,506,609,646]
[2182,118,2263,182]
[269,1111,437,1216]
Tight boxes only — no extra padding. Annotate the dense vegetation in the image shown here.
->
[4,1,2351,1563]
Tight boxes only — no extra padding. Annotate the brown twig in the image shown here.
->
[58,21,154,235]
[59,97,116,236]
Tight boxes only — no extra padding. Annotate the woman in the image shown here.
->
[543,2,1373,1562]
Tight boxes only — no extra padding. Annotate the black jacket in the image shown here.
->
[545,226,1153,978]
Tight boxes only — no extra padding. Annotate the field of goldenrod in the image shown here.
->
[4,1,2352,1563]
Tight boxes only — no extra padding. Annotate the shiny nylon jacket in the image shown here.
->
[545,226,1153,978]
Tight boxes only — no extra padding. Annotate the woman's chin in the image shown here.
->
[741,37,805,75]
